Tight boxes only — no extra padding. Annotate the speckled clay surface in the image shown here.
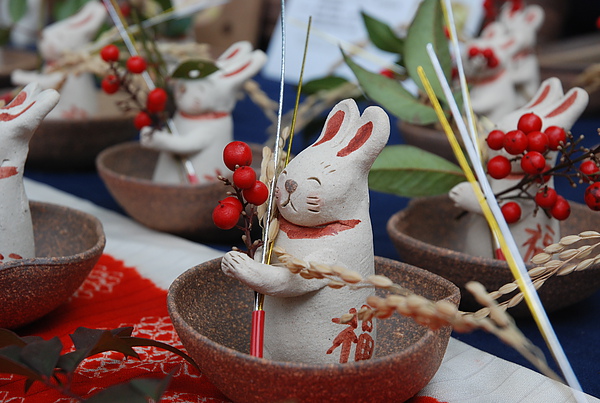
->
[27,92,137,169]
[0,201,105,329]
[387,194,600,315]
[96,141,262,242]
[168,256,460,403]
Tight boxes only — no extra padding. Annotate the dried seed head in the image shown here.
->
[299,270,315,280]
[273,246,286,256]
[579,230,600,238]
[507,293,524,308]
[559,235,581,246]
[575,258,595,271]
[544,259,563,270]
[328,280,346,289]
[557,262,577,276]
[340,313,355,324]
[472,307,490,320]
[366,295,385,309]
[544,243,564,254]
[309,262,334,276]
[331,265,348,276]
[575,244,593,259]
[527,266,548,278]
[498,282,518,295]
[340,270,363,284]
[384,295,405,308]
[531,252,552,265]
[366,274,393,288]
[558,249,578,260]
[434,300,458,319]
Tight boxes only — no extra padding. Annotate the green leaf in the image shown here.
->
[8,0,27,22]
[52,0,92,21]
[368,145,465,197]
[85,369,174,403]
[404,0,452,105]
[344,51,438,125]
[171,60,219,80]
[20,337,63,378]
[302,76,349,95]
[361,12,404,54]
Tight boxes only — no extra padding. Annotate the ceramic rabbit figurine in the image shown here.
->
[222,99,390,364]
[11,1,106,120]
[140,41,267,184]
[0,0,43,48]
[499,3,544,103]
[464,21,519,123]
[0,83,59,262]
[449,78,589,261]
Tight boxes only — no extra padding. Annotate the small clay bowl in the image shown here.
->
[27,91,137,169]
[96,141,262,243]
[387,194,600,315]
[168,256,460,403]
[0,201,105,329]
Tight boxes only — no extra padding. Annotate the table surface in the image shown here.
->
[23,75,600,398]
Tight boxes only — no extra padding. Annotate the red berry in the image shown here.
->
[487,155,512,179]
[126,55,147,74]
[146,88,168,113]
[212,203,240,230]
[379,68,395,79]
[482,48,493,59]
[535,187,558,209]
[501,201,521,224]
[468,46,480,58]
[233,166,257,189]
[219,196,243,213]
[503,130,528,155]
[551,196,571,220]
[526,131,549,153]
[517,112,542,134]
[580,160,599,179]
[585,182,600,211]
[243,180,269,205]
[520,151,546,175]
[100,44,119,62]
[133,111,152,130]
[487,55,499,68]
[101,74,120,94]
[223,141,253,171]
[545,126,566,150]
[486,129,505,150]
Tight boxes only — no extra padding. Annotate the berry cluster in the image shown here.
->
[467,46,499,69]
[100,44,168,130]
[484,112,600,223]
[213,141,268,230]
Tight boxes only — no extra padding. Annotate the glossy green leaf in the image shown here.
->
[302,76,349,95]
[361,12,404,54]
[20,337,62,378]
[368,145,465,197]
[8,0,27,22]
[404,0,452,105]
[52,0,92,21]
[171,60,219,80]
[344,52,438,125]
[85,369,174,403]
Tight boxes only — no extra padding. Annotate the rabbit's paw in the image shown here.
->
[449,182,482,214]
[222,250,257,281]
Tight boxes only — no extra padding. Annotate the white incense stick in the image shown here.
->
[425,43,585,401]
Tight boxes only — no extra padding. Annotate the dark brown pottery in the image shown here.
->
[387,194,600,315]
[399,121,457,163]
[27,91,137,169]
[96,141,262,243]
[0,201,105,329]
[168,256,460,403]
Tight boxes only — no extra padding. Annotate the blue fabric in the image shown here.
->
[24,74,600,397]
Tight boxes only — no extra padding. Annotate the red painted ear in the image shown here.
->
[2,91,27,110]
[337,121,373,157]
[223,61,252,78]
[69,12,93,28]
[545,91,579,118]
[527,82,551,108]
[312,109,345,147]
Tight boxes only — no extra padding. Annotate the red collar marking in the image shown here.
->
[0,166,18,179]
[469,69,506,85]
[278,216,360,239]
[179,111,229,120]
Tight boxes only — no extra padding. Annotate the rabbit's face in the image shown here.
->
[174,78,235,115]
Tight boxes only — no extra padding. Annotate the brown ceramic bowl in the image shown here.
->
[0,201,105,329]
[96,141,262,243]
[168,256,460,403]
[387,194,600,315]
[27,91,137,169]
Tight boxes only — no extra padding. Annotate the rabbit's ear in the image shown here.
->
[335,105,389,164]
[311,99,359,149]
[216,49,267,84]
[541,87,589,131]
[0,83,59,124]
[521,5,545,29]
[66,1,106,32]
[522,77,563,110]
[218,41,253,62]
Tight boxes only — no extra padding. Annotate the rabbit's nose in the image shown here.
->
[285,179,298,194]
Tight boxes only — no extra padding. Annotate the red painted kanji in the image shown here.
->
[327,306,375,363]
[522,224,555,261]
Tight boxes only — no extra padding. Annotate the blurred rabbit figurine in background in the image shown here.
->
[222,99,390,364]
[11,1,106,120]
[140,41,266,184]
[449,78,588,261]
[0,83,59,262]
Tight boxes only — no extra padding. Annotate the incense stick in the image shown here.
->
[421,45,586,401]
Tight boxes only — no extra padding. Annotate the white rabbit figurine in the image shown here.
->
[222,99,390,364]
[0,83,60,262]
[140,41,267,184]
[449,78,589,261]
[11,1,106,120]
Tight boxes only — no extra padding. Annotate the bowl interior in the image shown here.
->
[168,256,459,403]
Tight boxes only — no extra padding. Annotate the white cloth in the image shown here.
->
[23,178,598,403]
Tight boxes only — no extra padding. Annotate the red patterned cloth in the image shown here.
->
[0,254,228,403]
